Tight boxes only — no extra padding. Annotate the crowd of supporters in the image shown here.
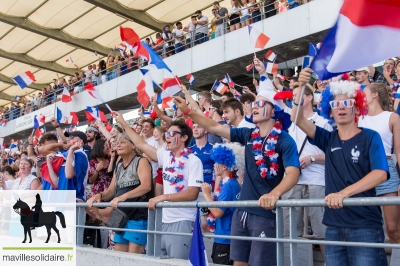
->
[1,52,400,265]
[0,0,313,123]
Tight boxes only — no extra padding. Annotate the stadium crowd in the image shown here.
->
[0,0,312,123]
[1,53,400,266]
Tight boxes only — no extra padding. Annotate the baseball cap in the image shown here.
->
[65,131,87,144]
[354,67,370,74]
[86,126,99,133]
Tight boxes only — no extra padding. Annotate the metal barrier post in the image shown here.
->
[276,207,284,266]
[154,207,162,257]
[76,207,85,246]
[147,208,155,256]
[289,207,298,266]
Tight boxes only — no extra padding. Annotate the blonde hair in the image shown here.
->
[367,83,393,112]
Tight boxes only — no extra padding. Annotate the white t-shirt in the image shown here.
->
[288,112,333,186]
[157,149,204,223]
[172,28,184,44]
[195,16,209,35]
[85,70,92,83]
[12,174,38,190]
[186,23,196,40]
[145,136,159,178]
[237,118,256,129]
[241,4,251,16]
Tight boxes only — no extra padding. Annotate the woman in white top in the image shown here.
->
[240,0,252,27]
[154,126,167,197]
[358,83,400,244]
[0,165,18,190]
[226,0,243,32]
[9,158,40,190]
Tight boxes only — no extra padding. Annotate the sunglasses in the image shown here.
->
[329,99,355,109]
[250,100,274,109]
[165,131,185,137]
[86,130,94,133]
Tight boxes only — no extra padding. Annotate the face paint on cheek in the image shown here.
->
[262,108,268,117]
[351,106,354,116]
[173,137,178,146]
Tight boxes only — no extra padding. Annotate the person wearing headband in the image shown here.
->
[173,56,300,266]
[292,68,389,265]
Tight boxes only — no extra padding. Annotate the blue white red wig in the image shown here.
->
[210,142,245,174]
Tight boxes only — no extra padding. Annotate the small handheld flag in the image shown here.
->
[186,73,195,87]
[85,82,113,113]
[265,50,277,62]
[248,25,270,49]
[66,57,73,63]
[246,63,254,72]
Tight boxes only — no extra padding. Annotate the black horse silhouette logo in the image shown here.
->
[12,194,66,243]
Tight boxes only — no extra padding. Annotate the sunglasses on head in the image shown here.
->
[165,131,185,137]
[329,99,355,109]
[86,130,94,133]
[250,100,274,109]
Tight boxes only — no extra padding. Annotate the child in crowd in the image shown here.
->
[201,142,244,265]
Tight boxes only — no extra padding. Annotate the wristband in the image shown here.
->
[259,70,267,76]
[293,101,304,106]
[29,144,33,146]
[183,108,191,116]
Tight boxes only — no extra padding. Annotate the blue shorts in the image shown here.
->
[375,158,399,196]
[230,209,276,266]
[241,15,250,22]
[113,219,148,246]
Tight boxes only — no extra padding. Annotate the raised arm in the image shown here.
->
[151,94,173,124]
[291,68,317,139]
[113,111,158,162]
[50,117,68,142]
[95,120,112,140]
[173,96,230,139]
[273,77,284,91]
[180,85,203,115]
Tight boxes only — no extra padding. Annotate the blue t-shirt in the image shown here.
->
[57,150,89,202]
[310,126,388,228]
[191,142,214,185]
[215,178,241,244]
[244,114,254,124]
[208,121,226,144]
[231,127,300,219]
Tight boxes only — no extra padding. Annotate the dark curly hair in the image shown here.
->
[169,119,193,147]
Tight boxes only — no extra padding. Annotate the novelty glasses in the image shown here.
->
[329,99,355,109]
[165,131,185,137]
[250,100,274,109]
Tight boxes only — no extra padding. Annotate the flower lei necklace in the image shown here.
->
[251,122,282,179]
[207,174,235,232]
[165,148,192,192]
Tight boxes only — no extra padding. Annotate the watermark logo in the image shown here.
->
[0,190,76,265]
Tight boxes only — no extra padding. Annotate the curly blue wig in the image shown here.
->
[210,145,236,171]
[319,86,334,120]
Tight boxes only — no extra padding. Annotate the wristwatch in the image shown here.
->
[310,156,316,163]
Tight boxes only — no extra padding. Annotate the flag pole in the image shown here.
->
[210,80,217,93]
[293,84,306,131]
[31,128,35,136]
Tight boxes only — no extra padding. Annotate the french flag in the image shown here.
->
[9,141,18,154]
[66,57,73,63]
[225,74,235,88]
[265,50,277,62]
[142,111,151,118]
[120,26,141,54]
[246,63,254,72]
[13,95,19,100]
[161,76,181,99]
[212,80,228,95]
[265,62,279,75]
[308,43,322,57]
[86,106,107,123]
[188,210,209,266]
[13,71,36,89]
[248,25,270,49]
[117,43,126,51]
[56,107,79,124]
[0,119,6,127]
[85,82,107,104]
[311,0,400,80]
[138,41,172,72]
[137,69,155,108]
[61,87,72,102]
[186,73,195,87]
[33,115,45,129]
[34,127,45,139]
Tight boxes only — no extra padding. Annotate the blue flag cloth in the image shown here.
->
[187,209,208,266]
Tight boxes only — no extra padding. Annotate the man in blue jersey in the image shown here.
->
[62,131,89,202]
[292,68,389,266]
[174,57,300,266]
[190,122,215,232]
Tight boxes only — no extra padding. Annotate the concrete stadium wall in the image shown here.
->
[0,0,342,138]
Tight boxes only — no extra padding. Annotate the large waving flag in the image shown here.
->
[13,71,36,89]
[248,25,270,49]
[34,127,45,139]
[187,209,209,266]
[57,107,79,124]
[120,26,141,54]
[137,41,172,72]
[311,0,400,80]
[137,69,155,108]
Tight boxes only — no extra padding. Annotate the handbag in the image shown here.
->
[105,208,129,234]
